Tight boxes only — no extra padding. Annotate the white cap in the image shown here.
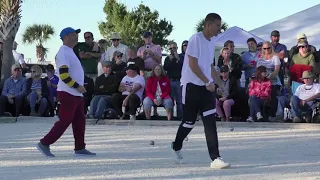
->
[296,33,307,40]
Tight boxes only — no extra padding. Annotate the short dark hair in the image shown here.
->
[224,40,234,47]
[247,38,257,44]
[84,32,93,38]
[204,13,221,25]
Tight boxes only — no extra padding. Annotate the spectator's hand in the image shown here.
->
[125,86,133,92]
[143,50,148,57]
[300,100,306,106]
[206,83,215,92]
[92,42,99,52]
[219,97,227,102]
[99,85,104,89]
[153,99,161,106]
[8,98,14,104]
[7,94,14,99]
[77,85,87,93]
[122,97,129,107]
[84,52,93,57]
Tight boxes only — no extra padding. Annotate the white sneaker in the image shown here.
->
[128,115,136,125]
[210,157,231,169]
[246,117,254,122]
[174,150,184,164]
[256,112,263,120]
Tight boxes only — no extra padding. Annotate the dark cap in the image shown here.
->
[247,37,257,44]
[125,64,139,72]
[46,64,55,71]
[182,40,188,46]
[257,42,263,47]
[220,65,229,73]
[101,61,112,67]
[271,30,280,36]
[142,31,152,38]
[113,50,123,57]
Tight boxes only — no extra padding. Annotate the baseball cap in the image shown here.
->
[60,27,81,39]
[257,42,263,47]
[11,64,20,71]
[297,39,308,47]
[296,33,307,40]
[271,30,280,36]
[125,64,138,72]
[113,50,123,57]
[142,31,152,38]
[247,37,257,44]
[182,40,188,46]
[101,61,112,67]
[220,65,229,73]
[46,64,55,71]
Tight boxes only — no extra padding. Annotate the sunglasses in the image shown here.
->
[84,36,92,39]
[263,47,271,50]
[31,71,36,73]
[112,39,120,41]
[169,47,177,50]
[299,46,306,49]
[14,68,21,71]
[183,44,188,46]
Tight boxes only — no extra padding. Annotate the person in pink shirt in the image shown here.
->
[137,31,162,78]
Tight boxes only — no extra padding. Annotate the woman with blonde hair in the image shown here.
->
[26,65,49,116]
[143,64,173,120]
[256,41,281,121]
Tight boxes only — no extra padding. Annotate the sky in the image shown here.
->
[15,0,320,64]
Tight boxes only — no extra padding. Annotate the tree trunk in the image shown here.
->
[1,38,14,88]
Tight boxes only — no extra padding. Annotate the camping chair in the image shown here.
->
[288,81,320,123]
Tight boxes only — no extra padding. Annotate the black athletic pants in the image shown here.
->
[172,83,220,161]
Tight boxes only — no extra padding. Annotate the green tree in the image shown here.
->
[22,24,55,62]
[98,0,173,48]
[195,19,229,33]
[0,0,23,87]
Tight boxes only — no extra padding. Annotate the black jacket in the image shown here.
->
[163,56,183,80]
[84,76,94,103]
[94,73,119,96]
[26,78,49,98]
[218,53,243,79]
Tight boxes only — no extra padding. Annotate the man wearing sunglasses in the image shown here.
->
[73,32,101,79]
[103,32,128,63]
[0,64,26,117]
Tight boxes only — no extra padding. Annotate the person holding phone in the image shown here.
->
[241,38,259,88]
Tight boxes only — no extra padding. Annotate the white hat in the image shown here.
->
[110,32,121,40]
[296,33,307,40]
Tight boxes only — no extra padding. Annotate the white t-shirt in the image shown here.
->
[180,32,215,86]
[12,50,25,65]
[294,83,320,106]
[256,55,281,85]
[121,74,145,101]
[56,45,84,97]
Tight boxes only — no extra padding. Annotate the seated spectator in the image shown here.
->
[289,64,312,84]
[83,74,94,115]
[291,71,320,123]
[0,64,26,117]
[143,64,173,120]
[256,41,281,119]
[112,64,145,120]
[218,40,243,80]
[218,47,242,81]
[90,61,119,119]
[43,64,59,116]
[127,46,145,76]
[215,65,238,122]
[112,51,127,75]
[247,66,272,122]
[26,65,49,116]
[290,39,315,70]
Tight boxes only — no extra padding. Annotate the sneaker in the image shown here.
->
[210,157,231,169]
[74,149,96,157]
[246,117,254,122]
[256,112,263,121]
[171,142,184,164]
[36,142,55,157]
[292,116,302,123]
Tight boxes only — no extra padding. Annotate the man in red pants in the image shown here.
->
[36,27,96,157]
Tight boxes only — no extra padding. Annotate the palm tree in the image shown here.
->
[0,0,22,87]
[195,19,229,33]
[22,24,54,62]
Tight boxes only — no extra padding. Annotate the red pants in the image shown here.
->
[41,91,86,150]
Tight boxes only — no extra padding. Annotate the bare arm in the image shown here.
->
[305,93,320,102]
[211,64,224,88]
[189,55,209,84]
[118,83,126,92]
[86,52,101,58]
[126,83,142,98]
[268,65,280,79]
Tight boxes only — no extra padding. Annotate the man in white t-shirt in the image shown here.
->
[172,13,230,169]
[12,41,26,69]
[291,71,320,123]
[36,27,96,158]
[111,64,145,121]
